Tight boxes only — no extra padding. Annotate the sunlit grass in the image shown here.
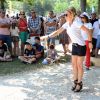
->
[0,55,71,75]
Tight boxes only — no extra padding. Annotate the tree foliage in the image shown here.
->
[2,0,100,15]
[0,0,6,10]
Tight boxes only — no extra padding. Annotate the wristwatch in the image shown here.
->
[48,35,50,39]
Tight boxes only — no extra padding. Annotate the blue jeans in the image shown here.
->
[96,35,100,48]
[0,35,12,47]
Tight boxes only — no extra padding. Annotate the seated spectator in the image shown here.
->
[42,44,60,64]
[33,37,44,59]
[18,42,36,64]
[0,39,12,62]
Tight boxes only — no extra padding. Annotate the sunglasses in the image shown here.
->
[31,12,36,14]
[64,14,68,17]
[20,14,25,15]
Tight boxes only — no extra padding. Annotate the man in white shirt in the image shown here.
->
[90,12,99,57]
[95,18,100,57]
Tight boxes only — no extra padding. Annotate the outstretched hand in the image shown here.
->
[40,35,48,41]
[89,43,93,49]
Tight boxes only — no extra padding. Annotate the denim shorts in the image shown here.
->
[47,37,55,45]
[0,35,12,47]
[11,36,19,42]
[72,43,86,56]
[96,35,100,48]
[46,32,55,45]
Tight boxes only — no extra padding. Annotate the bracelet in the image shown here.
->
[48,35,50,39]
[88,41,92,43]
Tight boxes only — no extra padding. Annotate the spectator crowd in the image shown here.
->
[0,8,100,67]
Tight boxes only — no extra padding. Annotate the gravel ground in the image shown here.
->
[0,62,100,100]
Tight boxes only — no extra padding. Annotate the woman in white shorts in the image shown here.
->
[41,7,92,92]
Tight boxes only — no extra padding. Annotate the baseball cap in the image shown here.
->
[25,41,32,45]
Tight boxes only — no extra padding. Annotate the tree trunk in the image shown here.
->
[0,0,5,10]
[98,0,100,15]
[80,0,86,12]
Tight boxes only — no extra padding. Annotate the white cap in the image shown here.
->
[80,12,90,19]
[42,59,48,64]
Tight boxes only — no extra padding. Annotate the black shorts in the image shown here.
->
[12,36,19,42]
[72,43,86,56]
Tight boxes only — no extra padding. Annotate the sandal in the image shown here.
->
[71,80,78,91]
[74,81,83,92]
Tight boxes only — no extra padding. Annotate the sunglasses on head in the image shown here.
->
[64,14,68,17]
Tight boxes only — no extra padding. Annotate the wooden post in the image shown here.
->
[98,0,100,15]
[80,0,86,12]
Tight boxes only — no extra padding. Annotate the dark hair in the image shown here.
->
[25,42,31,45]
[49,11,54,14]
[0,39,4,44]
[12,23,17,29]
[83,15,89,23]
[35,37,40,41]
[49,44,55,49]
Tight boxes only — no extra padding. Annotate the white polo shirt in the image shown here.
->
[93,20,99,38]
[62,17,85,46]
[81,23,93,40]
[98,19,100,35]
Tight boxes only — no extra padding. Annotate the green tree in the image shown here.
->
[54,1,68,14]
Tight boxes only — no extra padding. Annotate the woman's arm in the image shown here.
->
[81,25,93,49]
[41,27,65,40]
[49,27,65,38]
[0,23,11,28]
[81,25,92,41]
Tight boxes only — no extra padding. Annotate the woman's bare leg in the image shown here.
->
[72,55,78,80]
[77,56,84,83]
[21,43,25,56]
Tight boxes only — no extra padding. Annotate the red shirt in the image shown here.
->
[18,18,27,32]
